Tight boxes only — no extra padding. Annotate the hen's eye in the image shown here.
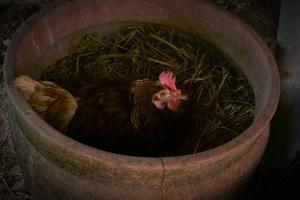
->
[160,91,166,96]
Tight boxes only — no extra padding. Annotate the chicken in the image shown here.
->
[13,71,187,155]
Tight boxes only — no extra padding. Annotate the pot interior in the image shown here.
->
[5,0,278,155]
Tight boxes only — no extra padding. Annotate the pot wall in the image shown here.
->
[4,0,280,199]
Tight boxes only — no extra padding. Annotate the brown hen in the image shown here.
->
[14,71,187,155]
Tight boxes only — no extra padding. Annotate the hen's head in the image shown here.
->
[152,71,187,111]
[131,71,187,111]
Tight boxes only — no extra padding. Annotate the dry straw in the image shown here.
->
[42,24,255,154]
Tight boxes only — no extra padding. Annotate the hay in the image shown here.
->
[41,24,255,154]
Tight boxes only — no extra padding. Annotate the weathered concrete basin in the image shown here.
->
[3,0,280,199]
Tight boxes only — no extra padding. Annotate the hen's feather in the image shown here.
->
[13,75,78,132]
[66,82,134,150]
[13,75,43,100]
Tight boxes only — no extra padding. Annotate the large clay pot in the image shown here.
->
[3,0,280,199]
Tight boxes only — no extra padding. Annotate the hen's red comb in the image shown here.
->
[159,71,177,90]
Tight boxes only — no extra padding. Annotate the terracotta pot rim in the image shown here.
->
[4,0,280,167]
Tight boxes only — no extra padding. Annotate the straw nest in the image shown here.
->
[41,24,255,154]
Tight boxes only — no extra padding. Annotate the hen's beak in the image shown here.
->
[172,89,188,100]
[176,93,188,100]
[167,90,187,111]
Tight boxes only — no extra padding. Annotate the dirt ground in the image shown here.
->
[0,0,284,199]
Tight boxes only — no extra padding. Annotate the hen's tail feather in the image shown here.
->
[47,97,78,133]
[13,75,78,133]
[13,75,43,100]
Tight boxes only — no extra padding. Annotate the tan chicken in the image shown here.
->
[14,71,187,155]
